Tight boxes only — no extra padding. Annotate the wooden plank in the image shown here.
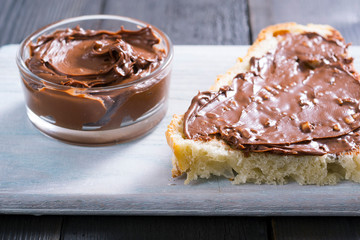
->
[248,0,360,44]
[0,0,250,46]
[272,217,360,240]
[0,215,62,239]
[61,216,269,240]
[103,0,251,45]
[0,0,104,46]
[2,44,360,216]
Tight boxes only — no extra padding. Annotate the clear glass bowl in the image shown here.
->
[16,15,173,145]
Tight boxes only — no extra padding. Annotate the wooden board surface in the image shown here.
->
[1,44,360,216]
[1,0,360,239]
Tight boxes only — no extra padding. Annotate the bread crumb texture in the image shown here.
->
[166,115,360,185]
[165,23,360,185]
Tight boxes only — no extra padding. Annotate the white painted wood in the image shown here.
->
[0,44,359,216]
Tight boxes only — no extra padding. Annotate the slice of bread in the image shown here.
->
[166,23,360,185]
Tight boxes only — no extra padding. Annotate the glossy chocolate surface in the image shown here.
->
[22,26,169,131]
[26,26,164,87]
[184,32,360,155]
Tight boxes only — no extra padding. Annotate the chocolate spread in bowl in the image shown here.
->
[22,26,170,131]
[184,32,360,155]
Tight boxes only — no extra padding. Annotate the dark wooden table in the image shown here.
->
[1,0,360,239]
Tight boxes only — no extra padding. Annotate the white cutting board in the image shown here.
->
[0,44,359,216]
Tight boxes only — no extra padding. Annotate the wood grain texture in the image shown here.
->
[272,217,360,240]
[0,0,251,46]
[0,0,104,46]
[103,0,251,45]
[0,215,62,240]
[248,0,360,44]
[1,0,360,239]
[61,216,268,240]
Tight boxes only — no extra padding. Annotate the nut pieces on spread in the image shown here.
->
[184,32,360,155]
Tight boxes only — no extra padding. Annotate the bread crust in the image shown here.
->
[166,23,360,185]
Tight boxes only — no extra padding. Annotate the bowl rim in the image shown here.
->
[16,14,173,92]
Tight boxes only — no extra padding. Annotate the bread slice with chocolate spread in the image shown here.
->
[166,23,360,185]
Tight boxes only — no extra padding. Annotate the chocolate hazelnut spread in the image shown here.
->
[22,26,170,131]
[184,32,360,155]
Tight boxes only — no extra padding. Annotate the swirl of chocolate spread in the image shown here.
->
[184,32,360,155]
[23,26,170,130]
[26,26,164,87]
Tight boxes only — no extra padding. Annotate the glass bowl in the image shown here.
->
[16,15,173,145]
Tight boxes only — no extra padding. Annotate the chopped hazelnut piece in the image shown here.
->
[265,86,279,95]
[264,118,276,127]
[333,124,340,131]
[300,121,313,133]
[299,99,310,106]
[344,116,354,124]
[304,59,321,69]
[342,97,357,104]
[290,114,297,120]
[240,128,251,139]
[274,85,282,90]
[250,129,258,134]
[222,106,230,111]
[205,112,218,119]
[336,98,343,105]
